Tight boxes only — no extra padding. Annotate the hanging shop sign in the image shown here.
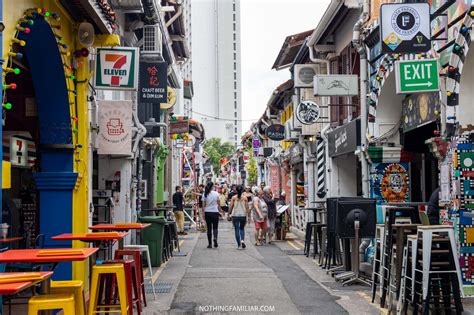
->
[265,124,285,141]
[313,75,358,96]
[402,92,441,132]
[296,101,320,125]
[328,118,360,157]
[252,135,261,157]
[395,59,440,94]
[138,61,168,104]
[380,3,431,53]
[7,136,36,168]
[98,100,133,155]
[170,118,189,135]
[95,47,139,90]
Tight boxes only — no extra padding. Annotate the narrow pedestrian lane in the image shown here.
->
[143,220,352,314]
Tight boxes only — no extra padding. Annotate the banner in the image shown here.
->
[139,61,168,104]
[98,100,133,155]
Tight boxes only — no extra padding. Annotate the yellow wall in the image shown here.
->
[3,0,89,283]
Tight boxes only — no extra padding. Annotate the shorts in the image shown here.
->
[254,220,267,229]
[267,218,276,233]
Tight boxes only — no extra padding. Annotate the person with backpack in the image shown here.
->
[202,182,223,248]
[228,185,250,249]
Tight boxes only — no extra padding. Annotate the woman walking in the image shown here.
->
[252,187,268,246]
[262,186,277,244]
[202,182,223,248]
[229,185,250,249]
[219,187,229,217]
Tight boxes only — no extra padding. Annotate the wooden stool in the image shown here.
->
[89,264,128,315]
[28,294,75,314]
[115,248,147,307]
[51,280,85,315]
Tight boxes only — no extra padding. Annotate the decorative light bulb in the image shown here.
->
[3,103,12,110]
[69,75,75,80]
[434,110,440,116]
[13,68,20,75]
[434,130,439,135]
[394,54,399,59]
[454,44,461,51]
[73,128,78,134]
[448,66,456,73]
[8,52,23,59]
[447,91,452,96]
[442,137,447,141]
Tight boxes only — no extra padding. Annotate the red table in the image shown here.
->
[89,223,151,231]
[0,271,53,295]
[0,237,23,244]
[0,248,98,301]
[52,232,128,260]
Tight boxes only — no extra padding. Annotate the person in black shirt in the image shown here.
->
[173,186,187,235]
[427,187,440,225]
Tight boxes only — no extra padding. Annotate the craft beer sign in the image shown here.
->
[95,48,139,90]
[380,3,431,54]
[395,59,440,94]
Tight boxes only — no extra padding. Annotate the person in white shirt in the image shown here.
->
[202,182,223,248]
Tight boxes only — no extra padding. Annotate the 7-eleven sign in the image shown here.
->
[95,48,139,90]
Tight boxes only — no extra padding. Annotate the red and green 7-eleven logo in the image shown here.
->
[105,54,128,86]
[95,48,137,89]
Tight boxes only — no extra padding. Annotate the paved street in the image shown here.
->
[144,221,383,314]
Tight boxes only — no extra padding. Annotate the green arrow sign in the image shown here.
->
[395,59,440,94]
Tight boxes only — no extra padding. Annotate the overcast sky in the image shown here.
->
[240,0,331,132]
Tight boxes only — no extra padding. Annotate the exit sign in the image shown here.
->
[395,59,440,94]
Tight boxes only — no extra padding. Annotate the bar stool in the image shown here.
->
[50,280,85,315]
[105,259,142,315]
[413,225,463,314]
[89,264,128,315]
[125,244,157,299]
[28,294,75,315]
[304,222,313,256]
[115,248,147,307]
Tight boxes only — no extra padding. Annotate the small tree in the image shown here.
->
[203,137,235,173]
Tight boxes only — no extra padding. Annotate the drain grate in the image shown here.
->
[173,252,188,257]
[284,249,306,255]
[145,282,173,294]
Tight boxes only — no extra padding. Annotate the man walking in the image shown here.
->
[173,186,187,235]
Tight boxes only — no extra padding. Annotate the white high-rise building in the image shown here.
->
[191,0,242,146]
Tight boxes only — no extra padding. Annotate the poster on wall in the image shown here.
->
[401,92,441,132]
[269,166,280,195]
[370,163,410,203]
[98,100,133,155]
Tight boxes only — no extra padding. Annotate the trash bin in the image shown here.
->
[138,216,166,267]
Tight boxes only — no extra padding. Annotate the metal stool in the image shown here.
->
[125,244,157,300]
[28,294,75,315]
[88,264,128,315]
[51,280,85,315]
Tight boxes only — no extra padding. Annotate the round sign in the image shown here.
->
[296,101,320,125]
[160,87,177,109]
[265,124,285,141]
[391,6,420,37]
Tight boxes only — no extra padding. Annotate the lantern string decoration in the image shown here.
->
[3,8,78,134]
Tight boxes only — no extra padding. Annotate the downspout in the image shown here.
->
[165,5,183,28]
[353,0,371,260]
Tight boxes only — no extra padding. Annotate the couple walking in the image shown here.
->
[201,182,276,249]
[201,182,249,249]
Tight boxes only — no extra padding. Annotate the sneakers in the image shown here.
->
[241,241,246,249]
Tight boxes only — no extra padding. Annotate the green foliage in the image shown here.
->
[203,137,235,173]
[246,155,257,186]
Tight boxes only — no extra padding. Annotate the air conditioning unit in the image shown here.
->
[294,64,320,88]
[141,25,163,59]
[284,120,299,142]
